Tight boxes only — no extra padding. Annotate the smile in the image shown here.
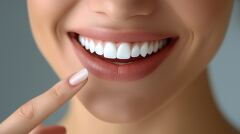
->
[69,29,178,81]
[78,35,170,64]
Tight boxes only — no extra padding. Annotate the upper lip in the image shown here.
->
[70,28,177,43]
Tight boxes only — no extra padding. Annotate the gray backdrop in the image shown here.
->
[0,0,239,131]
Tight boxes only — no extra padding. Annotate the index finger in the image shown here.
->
[0,68,88,134]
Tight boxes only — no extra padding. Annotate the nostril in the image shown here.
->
[89,0,155,21]
[93,11,109,19]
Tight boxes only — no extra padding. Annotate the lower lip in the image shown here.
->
[70,34,177,81]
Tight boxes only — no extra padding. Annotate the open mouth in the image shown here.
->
[77,34,172,64]
[69,30,178,81]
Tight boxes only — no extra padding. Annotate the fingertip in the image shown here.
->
[53,68,89,95]
[69,68,89,86]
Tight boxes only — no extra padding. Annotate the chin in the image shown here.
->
[78,97,157,124]
[82,102,149,124]
[74,73,178,124]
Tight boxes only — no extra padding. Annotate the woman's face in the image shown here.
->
[27,0,233,123]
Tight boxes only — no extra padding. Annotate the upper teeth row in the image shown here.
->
[78,36,168,59]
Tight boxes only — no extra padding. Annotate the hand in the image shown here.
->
[0,68,89,134]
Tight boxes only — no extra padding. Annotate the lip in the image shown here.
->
[69,29,178,81]
[72,28,174,43]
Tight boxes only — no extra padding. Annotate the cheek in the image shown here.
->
[167,0,232,67]
[162,0,232,97]
[27,0,80,78]
[167,0,232,32]
[27,0,76,24]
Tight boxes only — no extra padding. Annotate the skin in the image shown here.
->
[1,0,239,134]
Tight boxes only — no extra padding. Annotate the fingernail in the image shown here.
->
[69,68,88,86]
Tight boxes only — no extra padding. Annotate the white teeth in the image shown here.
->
[131,45,140,57]
[147,43,154,55]
[117,43,131,59]
[153,41,159,53]
[78,35,170,60]
[104,42,117,59]
[158,41,163,50]
[85,38,90,50]
[95,42,104,55]
[140,42,148,57]
[79,36,85,47]
[89,40,95,53]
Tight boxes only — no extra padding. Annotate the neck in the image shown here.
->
[61,69,238,134]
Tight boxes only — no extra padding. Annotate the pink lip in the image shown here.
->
[72,28,174,43]
[69,30,178,81]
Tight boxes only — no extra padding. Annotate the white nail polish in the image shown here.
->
[69,68,88,86]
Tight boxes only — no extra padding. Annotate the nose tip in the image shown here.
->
[89,0,155,21]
